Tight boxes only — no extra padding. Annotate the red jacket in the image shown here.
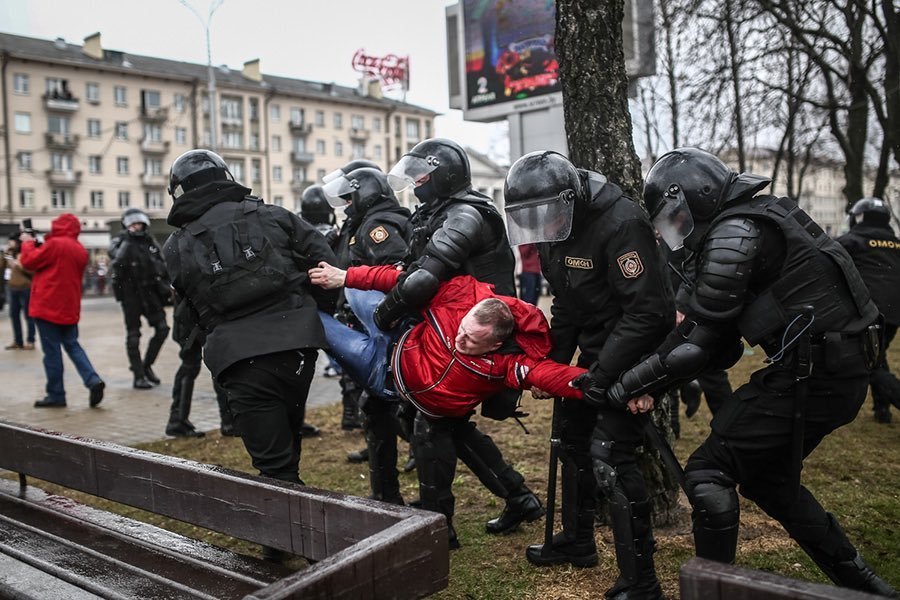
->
[19,213,88,325]
[346,265,585,418]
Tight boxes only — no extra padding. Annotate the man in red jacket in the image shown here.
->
[20,213,105,408]
[310,261,586,548]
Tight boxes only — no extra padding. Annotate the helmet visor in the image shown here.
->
[387,154,438,192]
[652,186,694,251]
[322,175,358,208]
[322,168,346,184]
[122,211,150,228]
[504,195,575,246]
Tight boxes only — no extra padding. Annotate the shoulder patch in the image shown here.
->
[369,225,389,244]
[617,251,644,279]
[565,256,593,270]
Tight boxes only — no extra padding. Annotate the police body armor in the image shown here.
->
[339,207,410,269]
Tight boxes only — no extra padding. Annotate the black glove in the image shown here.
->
[572,373,607,410]
[373,287,409,331]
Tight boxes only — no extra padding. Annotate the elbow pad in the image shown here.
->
[373,268,441,330]
[426,207,483,270]
[373,286,410,331]
[617,342,710,399]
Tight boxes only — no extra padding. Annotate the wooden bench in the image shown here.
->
[0,420,448,599]
[680,557,883,599]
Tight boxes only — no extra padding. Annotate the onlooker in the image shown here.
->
[19,214,105,408]
[2,233,36,350]
[517,243,542,306]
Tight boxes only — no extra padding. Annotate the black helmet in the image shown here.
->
[300,185,335,226]
[121,207,150,235]
[322,158,382,184]
[848,197,891,228]
[322,167,395,216]
[167,149,234,199]
[502,151,582,246]
[644,148,770,251]
[387,137,471,203]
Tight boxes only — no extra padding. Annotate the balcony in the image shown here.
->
[43,93,79,112]
[289,121,313,136]
[291,179,315,193]
[141,107,168,123]
[142,172,168,187]
[45,170,82,187]
[349,127,370,141]
[45,132,80,150]
[291,151,315,165]
[141,138,171,155]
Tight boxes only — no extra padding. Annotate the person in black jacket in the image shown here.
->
[837,197,900,423]
[504,151,674,599]
[609,148,895,597]
[163,149,338,499]
[109,208,170,389]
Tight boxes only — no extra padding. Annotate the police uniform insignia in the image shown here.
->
[349,235,356,246]
[617,251,644,279]
[565,256,593,269]
[369,226,389,244]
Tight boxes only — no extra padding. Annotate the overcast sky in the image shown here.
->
[1,0,509,160]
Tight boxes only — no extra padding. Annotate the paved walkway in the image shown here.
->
[0,295,343,446]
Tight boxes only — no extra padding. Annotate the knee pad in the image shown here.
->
[153,322,171,340]
[690,482,739,530]
[590,439,618,496]
[125,329,141,348]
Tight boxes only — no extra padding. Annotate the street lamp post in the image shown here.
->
[180,0,224,152]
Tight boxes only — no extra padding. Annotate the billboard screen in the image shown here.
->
[462,0,562,120]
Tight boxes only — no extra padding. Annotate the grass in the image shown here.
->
[19,344,900,599]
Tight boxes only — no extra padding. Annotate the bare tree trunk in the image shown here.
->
[723,0,747,171]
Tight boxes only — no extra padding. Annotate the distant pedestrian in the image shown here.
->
[517,243,542,305]
[19,214,105,408]
[1,233,36,350]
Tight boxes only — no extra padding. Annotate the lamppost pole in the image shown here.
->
[180,0,223,152]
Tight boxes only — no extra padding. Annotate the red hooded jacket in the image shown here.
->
[345,265,585,418]
[19,213,88,325]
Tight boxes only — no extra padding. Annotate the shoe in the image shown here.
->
[89,381,105,407]
[133,376,154,390]
[23,343,35,350]
[682,380,702,418]
[5,343,23,350]
[347,447,369,463]
[448,522,461,550]
[143,366,160,386]
[486,492,545,534]
[525,531,599,568]
[300,422,321,437]
[34,397,66,408]
[220,422,240,437]
[165,423,206,438]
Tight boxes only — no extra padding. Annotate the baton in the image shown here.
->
[640,411,687,495]
[542,397,563,556]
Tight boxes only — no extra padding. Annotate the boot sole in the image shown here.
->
[526,551,598,568]
[485,506,546,535]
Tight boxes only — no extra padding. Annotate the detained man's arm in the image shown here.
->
[308,263,404,292]
[505,356,586,399]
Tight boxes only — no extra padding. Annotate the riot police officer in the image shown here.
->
[504,151,674,599]
[837,198,900,423]
[109,208,171,389]
[322,166,412,504]
[299,185,338,245]
[381,138,544,547]
[609,148,895,597]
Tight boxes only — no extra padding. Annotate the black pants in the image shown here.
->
[698,368,733,415]
[217,350,317,484]
[120,291,169,376]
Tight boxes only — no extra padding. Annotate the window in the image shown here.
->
[45,78,71,98]
[315,110,325,127]
[145,191,164,210]
[273,195,284,207]
[351,114,365,130]
[351,142,365,159]
[272,135,282,152]
[115,122,128,140]
[292,167,307,183]
[249,133,260,151]
[290,107,304,125]
[86,82,100,103]
[19,189,35,209]
[87,119,101,138]
[14,112,31,133]
[175,127,187,145]
[51,153,73,172]
[118,191,130,208]
[372,117,382,133]
[270,104,281,121]
[13,73,29,94]
[144,158,163,176]
[220,95,243,122]
[292,138,307,154]
[89,156,102,174]
[374,144,382,160]
[425,121,432,138]
[334,141,343,157]
[90,191,104,209]
[143,124,162,142]
[48,115,70,135]
[252,159,261,183]
[406,119,420,141]
[117,157,129,175]
[203,129,212,146]
[51,189,73,209]
[174,93,186,113]
[142,90,161,112]
[228,160,244,182]
[114,86,127,106]
[17,152,32,171]
[222,131,243,149]
[333,112,343,129]
[316,139,326,155]
[272,165,283,183]
[316,168,326,181]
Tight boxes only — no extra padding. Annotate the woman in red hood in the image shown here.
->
[20,213,105,408]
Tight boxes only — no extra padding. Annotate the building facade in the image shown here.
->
[0,32,436,251]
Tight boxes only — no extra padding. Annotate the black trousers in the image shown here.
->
[217,349,317,484]
[120,291,168,375]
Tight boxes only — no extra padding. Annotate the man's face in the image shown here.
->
[455,308,502,355]
[127,222,146,233]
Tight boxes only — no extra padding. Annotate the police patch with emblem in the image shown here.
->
[369,226,389,244]
[565,256,593,269]
[617,251,644,278]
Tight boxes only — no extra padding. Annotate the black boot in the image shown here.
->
[486,491,545,534]
[526,510,598,568]
[143,365,160,386]
[133,376,154,389]
[828,554,898,598]
[365,407,403,505]
[347,447,369,463]
[340,375,363,430]
[300,422,321,437]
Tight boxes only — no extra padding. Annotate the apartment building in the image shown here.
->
[0,31,436,250]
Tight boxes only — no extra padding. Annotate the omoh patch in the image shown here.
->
[565,256,593,269]
[617,251,644,279]
[369,226,389,244]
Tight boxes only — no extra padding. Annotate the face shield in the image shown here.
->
[651,184,694,251]
[321,175,359,208]
[504,193,575,246]
[387,154,438,192]
[322,168,346,185]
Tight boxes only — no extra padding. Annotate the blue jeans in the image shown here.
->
[518,272,542,306]
[8,288,36,346]
[318,289,400,397]
[34,318,102,403]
